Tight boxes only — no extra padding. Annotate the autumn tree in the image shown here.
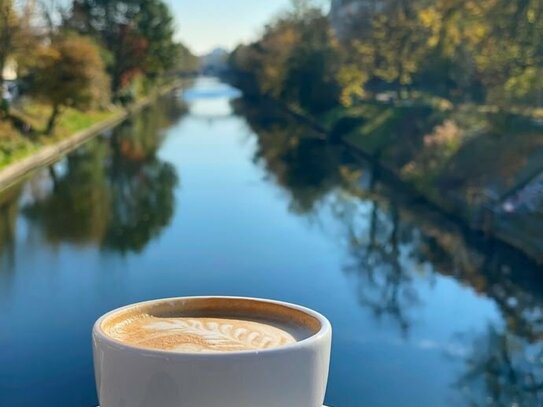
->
[229,16,301,99]
[255,19,300,98]
[29,35,109,134]
[335,0,432,102]
[230,1,340,113]
[231,0,543,109]
[281,10,341,113]
[0,0,37,87]
[373,1,426,98]
[63,0,180,97]
[0,0,18,88]
[174,42,199,74]
[338,0,543,106]
[476,0,543,106]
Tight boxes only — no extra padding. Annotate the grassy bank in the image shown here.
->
[316,101,543,261]
[0,103,121,169]
[0,77,188,171]
[0,80,186,188]
[13,102,120,138]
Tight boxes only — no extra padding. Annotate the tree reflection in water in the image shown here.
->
[458,325,543,406]
[239,97,423,335]
[104,97,182,253]
[0,185,21,280]
[21,95,185,253]
[330,170,543,405]
[235,98,345,214]
[343,199,420,336]
[237,95,543,402]
[23,142,112,244]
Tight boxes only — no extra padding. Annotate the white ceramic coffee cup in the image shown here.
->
[93,296,332,407]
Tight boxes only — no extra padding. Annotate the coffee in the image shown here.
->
[100,298,319,353]
[107,314,302,352]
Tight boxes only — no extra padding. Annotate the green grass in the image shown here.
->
[343,104,416,155]
[331,99,543,218]
[0,143,39,168]
[0,101,121,170]
[58,108,117,134]
[0,79,185,171]
[13,101,119,138]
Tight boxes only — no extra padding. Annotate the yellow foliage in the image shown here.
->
[257,23,301,97]
[527,9,536,23]
[30,36,110,110]
[337,64,368,107]
[418,8,440,29]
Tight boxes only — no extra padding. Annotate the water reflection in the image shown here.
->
[344,200,420,336]
[236,96,543,404]
[23,143,111,245]
[235,98,347,214]
[1,80,543,406]
[458,325,543,406]
[7,95,185,256]
[237,98,429,335]
[0,186,19,272]
[104,100,181,253]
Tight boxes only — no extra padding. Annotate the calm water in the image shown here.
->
[1,77,543,407]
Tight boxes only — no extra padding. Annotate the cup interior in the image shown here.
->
[97,297,324,352]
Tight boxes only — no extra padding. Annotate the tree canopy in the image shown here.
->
[63,0,184,97]
[28,35,110,133]
[230,0,543,110]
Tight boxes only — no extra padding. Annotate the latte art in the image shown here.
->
[109,315,298,352]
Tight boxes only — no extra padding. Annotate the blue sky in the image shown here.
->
[166,0,291,55]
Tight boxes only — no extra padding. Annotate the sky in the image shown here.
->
[166,0,292,55]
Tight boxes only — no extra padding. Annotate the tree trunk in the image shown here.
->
[0,53,5,90]
[0,53,6,117]
[46,104,60,135]
[0,0,16,92]
[48,166,59,191]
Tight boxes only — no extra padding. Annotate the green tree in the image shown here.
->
[64,0,181,97]
[136,0,177,77]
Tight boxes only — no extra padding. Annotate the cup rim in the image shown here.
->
[93,296,332,358]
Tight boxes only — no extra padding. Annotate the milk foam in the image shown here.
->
[107,314,298,352]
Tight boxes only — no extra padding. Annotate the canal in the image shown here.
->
[1,77,542,406]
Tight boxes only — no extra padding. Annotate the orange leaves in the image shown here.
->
[28,35,110,132]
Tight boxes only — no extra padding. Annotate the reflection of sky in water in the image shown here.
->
[0,78,541,407]
[183,77,241,118]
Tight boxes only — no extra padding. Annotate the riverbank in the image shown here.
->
[235,93,543,263]
[327,103,543,262]
[0,80,186,192]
